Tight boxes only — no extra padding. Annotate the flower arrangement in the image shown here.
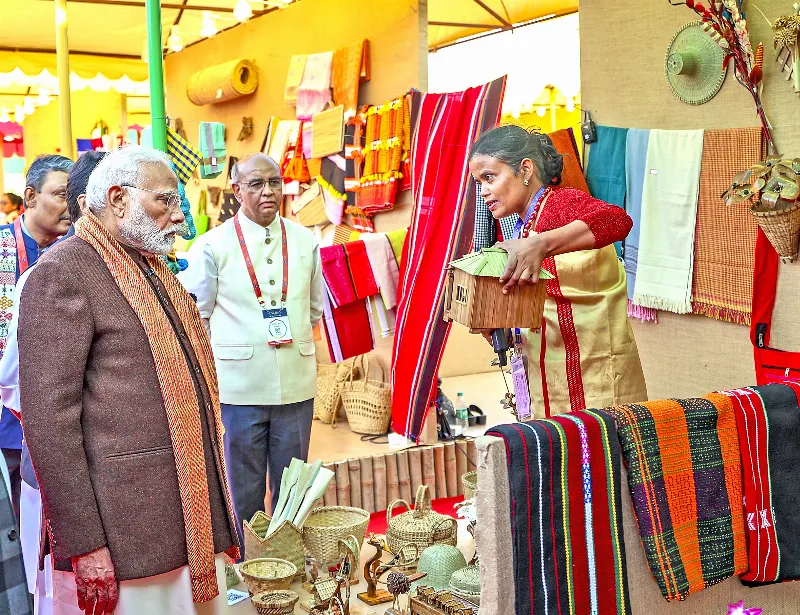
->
[728,599,763,615]
[674,0,776,152]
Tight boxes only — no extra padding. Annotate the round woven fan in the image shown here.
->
[665,21,728,105]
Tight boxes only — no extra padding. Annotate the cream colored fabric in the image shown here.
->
[525,244,648,416]
[476,435,800,614]
[52,555,227,615]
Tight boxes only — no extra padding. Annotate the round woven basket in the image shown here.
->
[186,58,259,106]
[449,564,481,603]
[461,471,477,500]
[240,558,297,595]
[386,485,458,557]
[341,354,392,435]
[752,199,800,262]
[302,506,370,567]
[251,589,299,615]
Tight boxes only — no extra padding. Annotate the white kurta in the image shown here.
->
[52,555,228,615]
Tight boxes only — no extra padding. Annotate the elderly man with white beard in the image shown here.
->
[16,147,239,615]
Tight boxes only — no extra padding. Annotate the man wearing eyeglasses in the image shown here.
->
[0,154,73,531]
[181,153,323,553]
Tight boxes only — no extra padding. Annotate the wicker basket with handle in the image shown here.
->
[302,506,370,567]
[385,485,458,556]
[340,354,392,435]
[313,361,356,425]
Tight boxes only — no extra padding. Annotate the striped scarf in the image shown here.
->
[488,409,631,615]
[75,213,238,602]
[608,395,747,601]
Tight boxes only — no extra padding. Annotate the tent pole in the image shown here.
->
[146,0,168,152]
[54,0,75,160]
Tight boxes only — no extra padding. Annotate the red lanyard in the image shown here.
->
[13,217,30,274]
[234,213,289,308]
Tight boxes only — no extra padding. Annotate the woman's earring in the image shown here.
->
[524,179,530,186]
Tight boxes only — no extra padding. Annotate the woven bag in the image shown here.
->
[314,361,357,425]
[243,511,304,578]
[385,485,458,556]
[340,354,392,435]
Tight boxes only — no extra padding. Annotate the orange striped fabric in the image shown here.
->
[549,128,590,194]
[75,213,239,602]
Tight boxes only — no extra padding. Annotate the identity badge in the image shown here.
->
[263,308,293,346]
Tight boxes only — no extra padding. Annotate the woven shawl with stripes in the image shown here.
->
[75,212,238,602]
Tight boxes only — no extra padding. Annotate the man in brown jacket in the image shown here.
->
[17,147,239,615]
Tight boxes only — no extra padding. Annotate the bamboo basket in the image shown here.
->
[751,199,800,262]
[187,58,259,106]
[239,558,297,595]
[385,485,458,556]
[302,506,370,567]
[313,361,356,425]
[462,471,477,500]
[251,589,299,615]
[340,354,392,435]
[243,512,304,579]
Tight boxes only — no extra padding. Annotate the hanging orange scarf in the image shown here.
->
[75,212,238,602]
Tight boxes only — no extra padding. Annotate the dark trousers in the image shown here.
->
[221,399,314,558]
[1,448,21,527]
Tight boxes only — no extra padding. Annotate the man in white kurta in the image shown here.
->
[180,153,323,552]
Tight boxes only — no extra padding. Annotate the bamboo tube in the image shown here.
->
[455,442,467,496]
[373,455,387,512]
[397,450,411,503]
[386,452,401,505]
[444,442,458,498]
[348,458,362,510]
[433,444,447,500]
[361,456,375,513]
[335,460,350,507]
[408,448,423,497]
[323,463,337,506]
[466,439,477,472]
[421,447,436,499]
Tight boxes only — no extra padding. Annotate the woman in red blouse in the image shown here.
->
[468,125,647,417]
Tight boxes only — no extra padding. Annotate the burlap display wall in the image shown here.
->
[581,0,800,399]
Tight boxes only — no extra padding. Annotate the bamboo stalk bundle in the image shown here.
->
[386,452,401,505]
[348,458,362,509]
[397,450,412,503]
[433,445,446,500]
[466,440,477,472]
[373,455,387,513]
[335,460,350,507]
[444,442,458,498]
[408,448,423,497]
[421,447,436,499]
[455,443,467,496]
[361,456,375,513]
[323,463,337,506]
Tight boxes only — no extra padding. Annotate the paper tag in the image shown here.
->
[511,353,532,420]
[264,308,293,346]
[227,589,248,606]
[211,156,217,167]
[649,168,659,175]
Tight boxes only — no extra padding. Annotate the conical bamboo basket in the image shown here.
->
[751,198,800,262]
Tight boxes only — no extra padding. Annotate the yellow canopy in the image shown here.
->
[0,51,149,82]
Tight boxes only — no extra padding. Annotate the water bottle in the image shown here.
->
[455,392,469,433]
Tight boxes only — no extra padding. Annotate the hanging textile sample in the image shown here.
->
[585,126,629,258]
[548,127,590,193]
[284,54,307,105]
[331,39,369,118]
[391,77,506,441]
[166,126,202,185]
[198,122,226,179]
[487,410,631,615]
[296,51,334,121]
[692,127,763,325]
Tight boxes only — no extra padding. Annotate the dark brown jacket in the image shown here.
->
[18,236,237,581]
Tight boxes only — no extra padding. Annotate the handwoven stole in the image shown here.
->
[0,227,18,359]
[75,214,238,602]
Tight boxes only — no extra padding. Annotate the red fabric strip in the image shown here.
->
[343,240,379,299]
[321,244,358,306]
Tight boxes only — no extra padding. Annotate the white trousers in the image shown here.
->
[20,480,42,594]
[52,554,228,615]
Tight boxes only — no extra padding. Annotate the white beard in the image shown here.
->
[119,195,189,256]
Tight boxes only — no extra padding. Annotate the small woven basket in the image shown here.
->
[449,564,481,603]
[386,485,458,557]
[225,561,240,589]
[341,354,392,435]
[251,589,299,615]
[302,506,370,567]
[243,511,304,578]
[461,471,477,500]
[240,558,297,595]
[751,199,800,262]
[314,361,356,425]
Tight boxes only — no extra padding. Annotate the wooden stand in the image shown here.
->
[357,534,394,606]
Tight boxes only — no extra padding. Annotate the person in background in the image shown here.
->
[468,125,647,417]
[0,154,73,525]
[0,150,106,613]
[0,192,23,224]
[18,147,238,615]
[180,152,323,553]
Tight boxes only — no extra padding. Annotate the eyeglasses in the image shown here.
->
[121,185,182,210]
[238,178,283,193]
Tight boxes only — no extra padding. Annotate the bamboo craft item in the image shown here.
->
[433,446,447,500]
[386,452,401,505]
[373,455,388,513]
[398,450,412,504]
[323,463,337,506]
[455,445,467,497]
[444,443,458,498]
[251,589,299,615]
[340,354,392,435]
[335,461,351,507]
[385,485,458,555]
[361,456,375,513]
[422,448,437,499]
[466,441,477,472]
[302,506,370,568]
[240,558,297,594]
[348,458,362,510]
[408,448,423,498]
[243,512,304,578]
[187,58,258,106]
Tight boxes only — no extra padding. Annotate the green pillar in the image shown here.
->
[146,0,167,152]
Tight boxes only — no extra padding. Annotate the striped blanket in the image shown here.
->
[488,410,631,615]
[391,77,505,441]
[726,382,800,585]
[608,395,747,600]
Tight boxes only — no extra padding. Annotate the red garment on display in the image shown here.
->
[321,244,357,307]
[328,299,374,360]
[343,240,379,299]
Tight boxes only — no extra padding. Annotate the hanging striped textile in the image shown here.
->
[166,125,202,185]
[487,409,631,615]
[390,77,506,441]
